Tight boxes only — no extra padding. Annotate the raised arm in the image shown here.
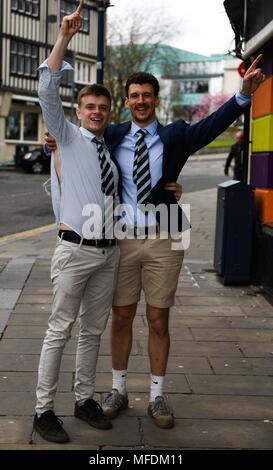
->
[38,1,84,143]
[183,55,266,156]
[48,0,84,72]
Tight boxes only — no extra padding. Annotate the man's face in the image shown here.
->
[76,94,111,138]
[125,83,160,127]
[236,131,244,145]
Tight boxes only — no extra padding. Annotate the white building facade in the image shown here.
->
[0,0,108,163]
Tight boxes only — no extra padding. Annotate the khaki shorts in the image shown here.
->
[113,237,184,308]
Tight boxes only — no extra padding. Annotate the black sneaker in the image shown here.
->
[74,398,112,430]
[33,410,69,443]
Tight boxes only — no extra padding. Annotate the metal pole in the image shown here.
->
[45,0,49,59]
[243,105,250,184]
[70,51,76,121]
[243,55,251,184]
[96,1,106,84]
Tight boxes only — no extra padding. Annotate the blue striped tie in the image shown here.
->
[93,137,115,197]
[133,129,151,204]
[93,137,115,238]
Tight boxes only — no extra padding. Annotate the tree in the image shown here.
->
[158,79,181,125]
[191,93,229,122]
[104,10,179,123]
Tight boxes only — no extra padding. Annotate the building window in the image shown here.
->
[5,111,38,142]
[180,80,209,94]
[60,0,89,33]
[75,60,96,84]
[10,40,38,78]
[11,0,40,18]
[61,52,75,87]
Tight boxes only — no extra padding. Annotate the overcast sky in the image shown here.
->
[107,0,235,57]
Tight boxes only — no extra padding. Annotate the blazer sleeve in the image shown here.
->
[183,96,248,156]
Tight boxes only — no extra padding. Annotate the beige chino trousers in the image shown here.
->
[36,239,119,413]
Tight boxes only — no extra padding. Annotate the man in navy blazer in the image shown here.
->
[101,58,265,428]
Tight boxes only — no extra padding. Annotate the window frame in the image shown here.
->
[5,110,39,143]
[10,39,39,79]
[60,0,90,34]
[11,0,40,20]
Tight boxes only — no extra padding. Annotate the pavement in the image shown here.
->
[0,187,273,452]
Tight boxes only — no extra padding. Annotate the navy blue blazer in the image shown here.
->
[104,95,247,231]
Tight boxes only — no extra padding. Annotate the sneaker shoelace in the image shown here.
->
[83,399,103,416]
[41,412,65,431]
[153,397,171,416]
[104,390,123,407]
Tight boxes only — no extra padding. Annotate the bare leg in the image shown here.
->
[111,303,138,370]
[146,305,170,376]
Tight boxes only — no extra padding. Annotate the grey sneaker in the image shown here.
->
[147,395,174,429]
[102,389,129,418]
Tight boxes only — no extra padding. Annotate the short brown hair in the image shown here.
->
[77,84,112,107]
[125,72,160,98]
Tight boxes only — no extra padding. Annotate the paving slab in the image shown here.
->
[7,314,51,325]
[191,328,273,342]
[175,296,267,307]
[141,340,244,357]
[0,372,72,392]
[0,354,40,371]
[171,305,245,316]
[17,294,53,304]
[0,289,21,309]
[188,374,273,395]
[0,310,11,334]
[12,304,52,314]
[169,394,273,420]
[141,418,273,449]
[22,288,53,295]
[2,325,49,339]
[209,357,273,375]
[170,316,273,329]
[239,342,273,358]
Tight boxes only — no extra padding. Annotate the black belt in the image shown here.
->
[58,230,116,248]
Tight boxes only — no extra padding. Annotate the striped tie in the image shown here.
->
[133,129,151,204]
[93,137,115,196]
[93,137,115,238]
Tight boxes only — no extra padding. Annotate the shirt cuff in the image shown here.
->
[38,60,73,89]
[235,90,251,107]
[38,59,73,73]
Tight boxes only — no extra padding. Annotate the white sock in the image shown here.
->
[150,374,164,402]
[112,369,127,395]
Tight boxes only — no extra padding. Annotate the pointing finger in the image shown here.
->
[247,54,263,73]
[76,0,84,13]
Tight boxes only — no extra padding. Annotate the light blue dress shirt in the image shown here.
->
[38,60,119,237]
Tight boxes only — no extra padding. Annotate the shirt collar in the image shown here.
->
[131,120,158,137]
[80,126,104,143]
